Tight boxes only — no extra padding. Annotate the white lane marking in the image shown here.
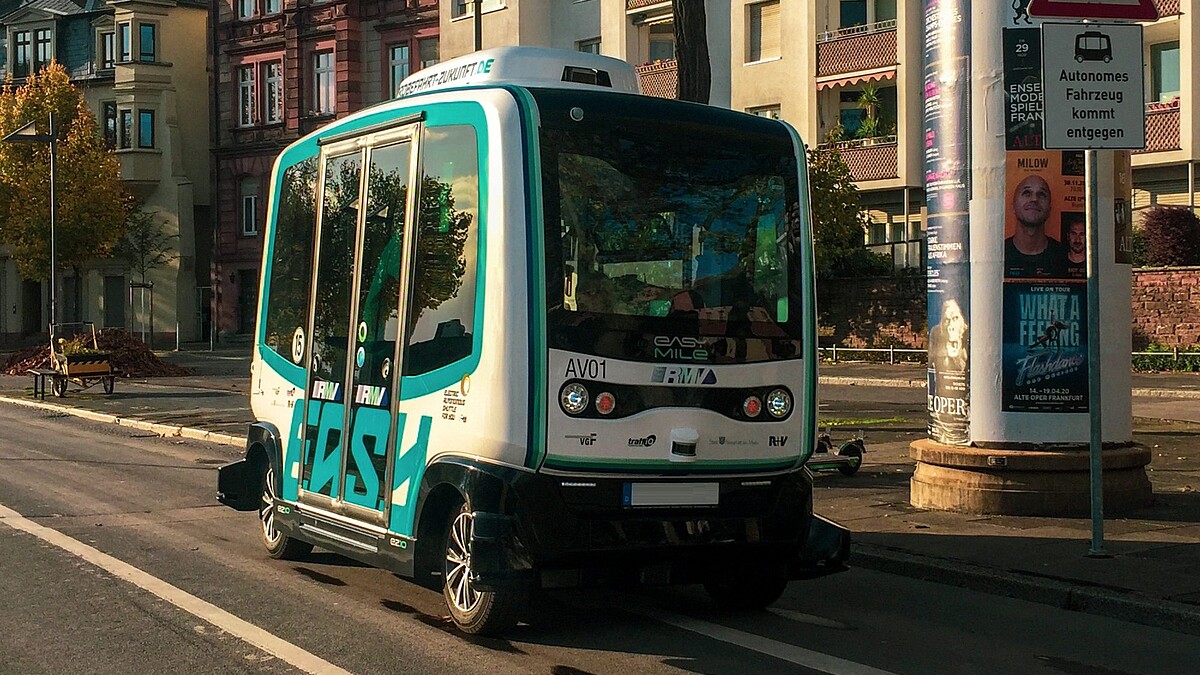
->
[0,502,351,675]
[768,608,852,630]
[630,606,897,675]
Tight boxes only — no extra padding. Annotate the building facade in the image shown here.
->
[210,0,438,337]
[0,0,209,348]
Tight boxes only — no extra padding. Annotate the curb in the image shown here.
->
[0,395,246,448]
[851,541,1200,637]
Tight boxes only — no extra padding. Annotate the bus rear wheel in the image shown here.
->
[441,502,523,635]
[704,560,789,611]
[260,463,312,560]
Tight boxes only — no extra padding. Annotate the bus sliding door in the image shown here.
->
[299,127,418,525]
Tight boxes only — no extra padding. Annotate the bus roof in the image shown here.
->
[393,46,641,99]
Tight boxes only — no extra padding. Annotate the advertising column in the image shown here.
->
[923,0,971,446]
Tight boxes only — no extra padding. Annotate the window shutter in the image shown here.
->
[759,2,781,61]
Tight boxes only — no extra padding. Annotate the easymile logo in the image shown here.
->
[628,434,657,447]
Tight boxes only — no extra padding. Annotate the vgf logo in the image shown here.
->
[768,436,788,447]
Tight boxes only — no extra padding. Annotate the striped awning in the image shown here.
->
[816,68,896,91]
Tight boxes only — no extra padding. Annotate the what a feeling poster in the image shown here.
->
[1001,283,1088,412]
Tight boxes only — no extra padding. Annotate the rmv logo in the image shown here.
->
[652,366,718,385]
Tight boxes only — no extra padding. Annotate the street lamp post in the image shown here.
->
[3,112,58,332]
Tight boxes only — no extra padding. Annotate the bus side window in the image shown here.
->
[403,125,479,376]
[264,157,319,366]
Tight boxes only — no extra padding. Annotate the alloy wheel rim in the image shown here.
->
[444,511,480,613]
[260,466,281,544]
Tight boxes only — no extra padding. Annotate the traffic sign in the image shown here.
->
[1041,23,1144,150]
[1028,0,1159,21]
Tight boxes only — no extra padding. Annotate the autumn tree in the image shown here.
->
[806,143,891,279]
[0,62,132,281]
[116,207,178,284]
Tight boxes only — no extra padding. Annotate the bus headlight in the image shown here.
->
[765,388,792,419]
[742,395,763,418]
[561,383,590,415]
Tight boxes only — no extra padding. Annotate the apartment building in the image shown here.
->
[1133,1,1194,213]
[0,0,209,347]
[210,0,438,336]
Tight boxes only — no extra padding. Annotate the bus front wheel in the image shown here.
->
[260,464,312,560]
[704,560,789,611]
[441,501,524,635]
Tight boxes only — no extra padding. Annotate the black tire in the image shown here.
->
[441,501,524,635]
[837,442,864,476]
[103,376,114,394]
[260,464,312,560]
[704,561,789,611]
[53,377,67,398]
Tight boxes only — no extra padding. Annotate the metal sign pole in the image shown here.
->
[1085,148,1105,557]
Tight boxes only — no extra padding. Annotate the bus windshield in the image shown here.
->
[536,89,804,364]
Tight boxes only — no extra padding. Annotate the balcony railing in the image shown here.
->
[820,136,900,182]
[817,27,897,78]
[817,19,897,44]
[1137,100,1180,154]
[635,58,677,99]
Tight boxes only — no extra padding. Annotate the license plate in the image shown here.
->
[623,482,719,507]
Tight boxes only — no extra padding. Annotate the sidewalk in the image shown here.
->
[2,349,1198,635]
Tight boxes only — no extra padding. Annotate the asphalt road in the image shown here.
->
[2,404,1199,675]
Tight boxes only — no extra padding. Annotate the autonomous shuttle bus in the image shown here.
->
[218,46,847,635]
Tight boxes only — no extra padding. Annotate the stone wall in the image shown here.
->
[819,267,1200,350]
[1131,266,1200,348]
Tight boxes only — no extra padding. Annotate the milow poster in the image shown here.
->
[1001,150,1089,412]
[924,0,971,445]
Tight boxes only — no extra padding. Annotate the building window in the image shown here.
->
[840,0,867,28]
[240,177,259,236]
[648,23,674,62]
[100,31,115,69]
[119,109,132,149]
[238,65,256,126]
[263,61,283,123]
[265,0,281,14]
[102,101,117,148]
[388,44,410,98]
[12,30,30,77]
[138,23,156,62]
[749,105,781,120]
[748,1,780,62]
[118,22,131,62]
[312,50,334,114]
[138,110,154,148]
[419,38,439,68]
[34,29,51,71]
[452,0,468,18]
[238,0,255,19]
[1151,41,1180,103]
[577,38,600,54]
[116,22,131,63]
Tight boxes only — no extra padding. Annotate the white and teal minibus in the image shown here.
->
[218,46,847,635]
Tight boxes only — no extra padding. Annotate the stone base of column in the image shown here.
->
[909,440,1152,516]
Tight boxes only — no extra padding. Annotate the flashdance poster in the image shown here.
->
[1001,150,1089,412]
[924,0,971,444]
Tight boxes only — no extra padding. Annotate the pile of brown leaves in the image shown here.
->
[2,329,195,377]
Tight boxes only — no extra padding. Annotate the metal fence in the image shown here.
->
[818,345,1200,365]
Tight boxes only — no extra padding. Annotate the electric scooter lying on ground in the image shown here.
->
[806,430,865,476]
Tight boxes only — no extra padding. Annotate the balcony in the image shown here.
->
[1136,100,1180,155]
[117,148,163,197]
[635,59,677,99]
[1154,0,1181,17]
[816,20,897,78]
[821,137,899,182]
